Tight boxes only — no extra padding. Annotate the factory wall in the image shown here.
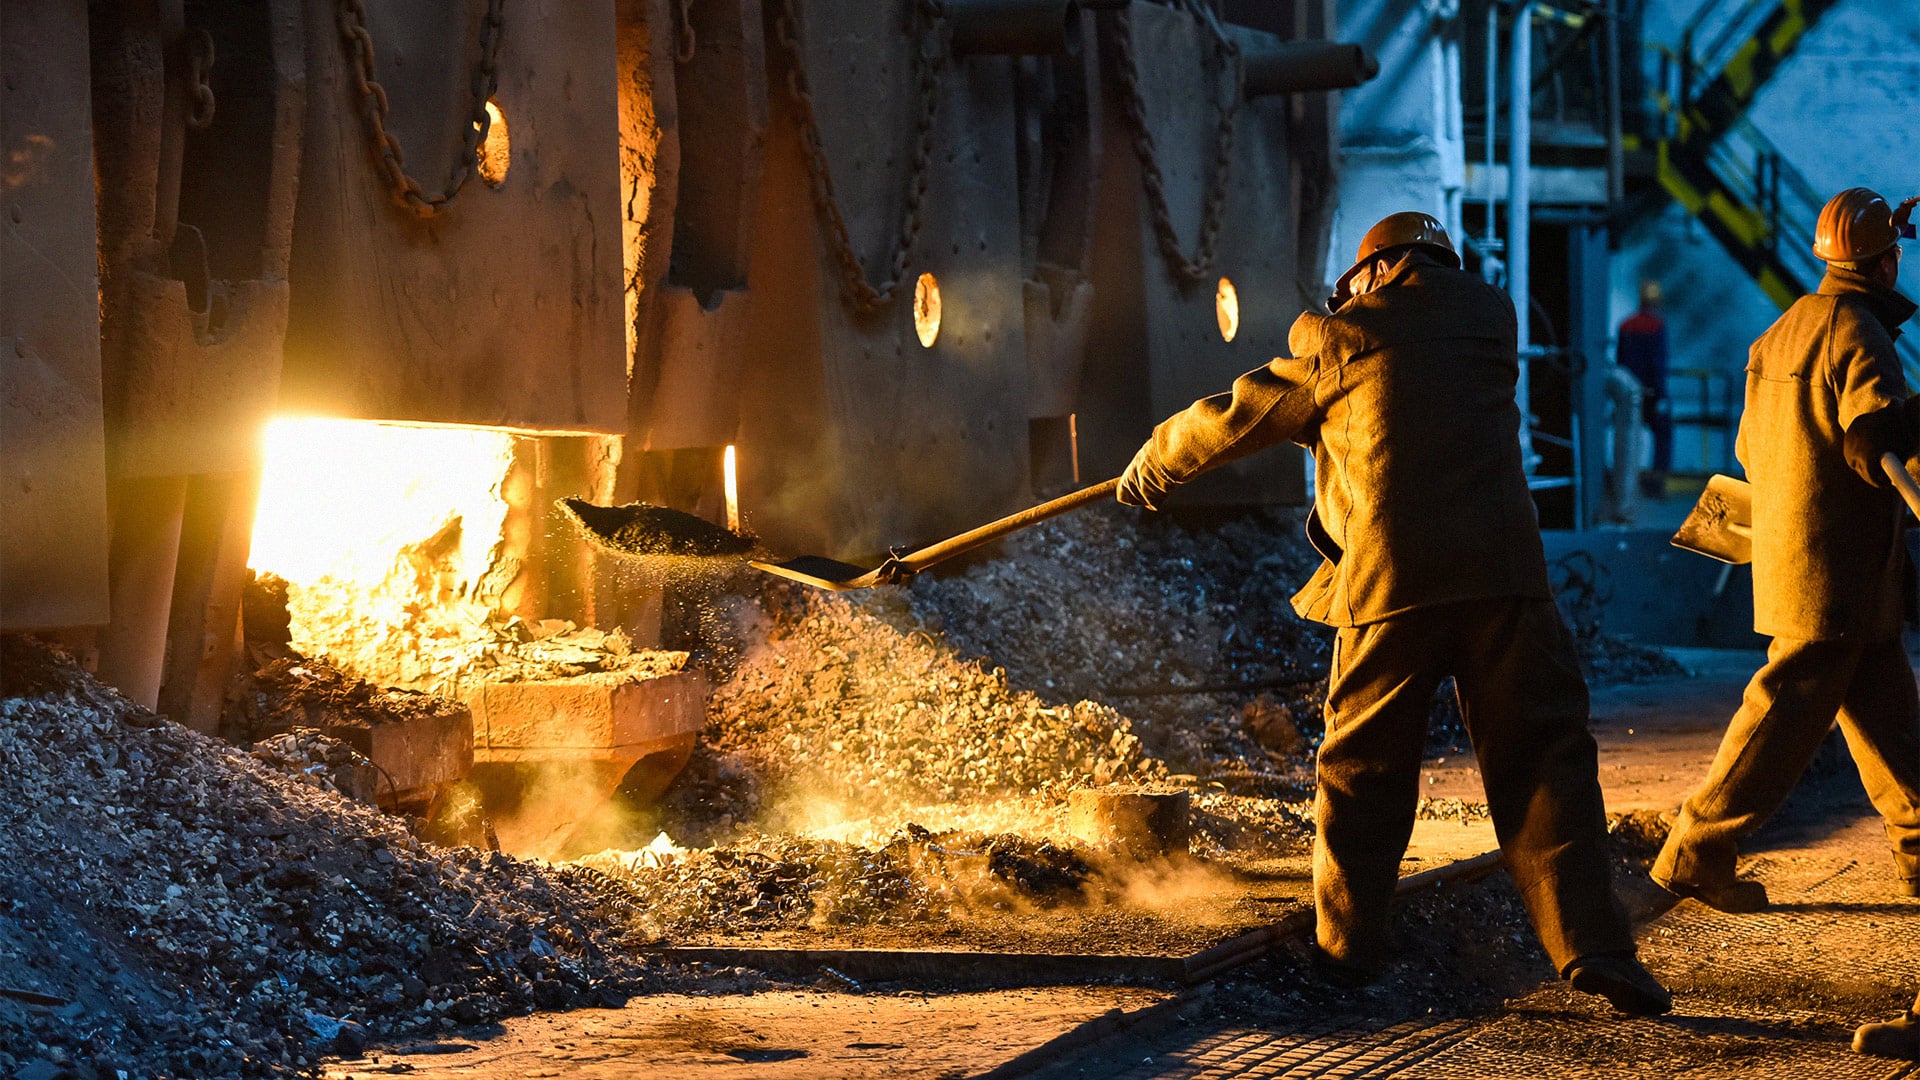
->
[1326,0,1466,288]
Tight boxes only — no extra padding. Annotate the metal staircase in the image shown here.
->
[1642,0,1919,376]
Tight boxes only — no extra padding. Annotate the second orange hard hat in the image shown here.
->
[1812,187,1919,264]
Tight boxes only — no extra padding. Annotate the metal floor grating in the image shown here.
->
[1039,816,1920,1079]
[1091,1015,1479,1079]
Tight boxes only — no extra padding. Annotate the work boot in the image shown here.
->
[1854,1011,1919,1060]
[1898,877,1918,899]
[1565,954,1673,1016]
[1653,874,1769,913]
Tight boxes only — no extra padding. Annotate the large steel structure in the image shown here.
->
[2,0,1375,714]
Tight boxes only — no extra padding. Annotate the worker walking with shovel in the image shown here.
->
[1654,187,1920,910]
[1116,211,1671,1015]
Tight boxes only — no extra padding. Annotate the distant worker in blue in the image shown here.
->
[1617,280,1672,498]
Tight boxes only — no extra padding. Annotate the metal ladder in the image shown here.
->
[1641,0,1919,378]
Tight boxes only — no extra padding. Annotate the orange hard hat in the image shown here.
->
[1812,187,1919,264]
[1334,211,1460,296]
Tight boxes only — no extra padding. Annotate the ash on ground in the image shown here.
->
[599,505,1681,942]
[0,637,771,1080]
[583,827,1102,937]
[225,652,465,745]
[655,505,1672,845]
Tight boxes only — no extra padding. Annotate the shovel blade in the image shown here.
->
[749,555,877,591]
[1671,474,1754,564]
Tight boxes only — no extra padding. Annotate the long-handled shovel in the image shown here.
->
[1880,451,1920,520]
[752,478,1122,591]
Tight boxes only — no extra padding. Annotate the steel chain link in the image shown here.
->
[675,0,698,63]
[185,29,218,131]
[1110,2,1242,287]
[336,0,506,217]
[773,0,947,313]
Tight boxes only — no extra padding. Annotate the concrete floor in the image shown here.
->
[1036,799,1918,1079]
[1421,647,1770,814]
[329,651,1920,1078]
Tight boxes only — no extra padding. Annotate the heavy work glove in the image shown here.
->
[1117,441,1177,510]
[1844,402,1915,488]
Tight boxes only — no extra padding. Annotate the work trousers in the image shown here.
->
[1315,596,1635,975]
[1654,636,1920,892]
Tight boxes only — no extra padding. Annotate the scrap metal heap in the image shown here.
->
[0,638,760,1077]
[0,0,1683,1072]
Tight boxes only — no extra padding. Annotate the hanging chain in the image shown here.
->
[772,0,947,314]
[185,29,218,131]
[336,0,506,217]
[1109,2,1242,287]
[674,0,698,63]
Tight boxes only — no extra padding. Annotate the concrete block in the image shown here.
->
[254,705,474,806]
[1068,785,1192,858]
[466,666,709,764]
[356,709,476,801]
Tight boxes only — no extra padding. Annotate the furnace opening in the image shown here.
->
[1215,276,1239,342]
[249,416,519,690]
[478,99,509,187]
[914,271,942,347]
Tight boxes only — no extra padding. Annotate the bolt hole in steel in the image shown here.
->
[1215,276,1239,342]
[477,99,509,186]
[914,271,942,347]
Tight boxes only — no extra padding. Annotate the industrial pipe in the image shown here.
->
[946,0,1074,56]
[1242,41,1380,96]
[1479,0,1501,284]
[94,477,191,711]
[1509,1,1536,470]
[1604,365,1644,522]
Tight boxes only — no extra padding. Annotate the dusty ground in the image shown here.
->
[1418,647,1768,814]
[324,987,1173,1079]
[1036,793,1919,1079]
[307,650,1920,1079]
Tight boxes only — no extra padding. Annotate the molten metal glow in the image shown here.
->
[1069,412,1081,484]
[723,444,740,533]
[478,99,509,187]
[913,272,942,347]
[1215,276,1240,342]
[250,417,515,590]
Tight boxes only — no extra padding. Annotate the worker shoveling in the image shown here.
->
[559,497,756,559]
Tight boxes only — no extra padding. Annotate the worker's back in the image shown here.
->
[1739,270,1913,640]
[1290,258,1553,627]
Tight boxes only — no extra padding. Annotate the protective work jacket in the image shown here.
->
[1121,252,1552,627]
[1738,267,1918,640]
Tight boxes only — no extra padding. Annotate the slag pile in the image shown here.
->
[0,638,722,1079]
[669,584,1167,840]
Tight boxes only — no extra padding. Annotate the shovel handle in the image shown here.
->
[898,478,1122,574]
[1882,453,1920,520]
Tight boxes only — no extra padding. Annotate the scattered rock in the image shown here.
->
[0,636,767,1078]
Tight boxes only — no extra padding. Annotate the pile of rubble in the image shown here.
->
[247,729,386,805]
[660,504,1675,847]
[585,827,1098,937]
[663,584,1168,841]
[225,653,467,745]
[906,506,1329,704]
[0,637,749,1079]
[275,568,684,701]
